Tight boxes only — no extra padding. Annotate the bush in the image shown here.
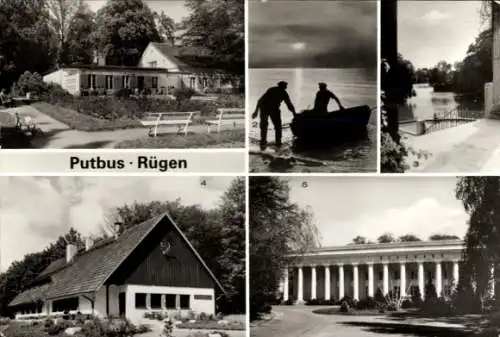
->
[173,87,196,102]
[356,297,377,310]
[340,301,350,313]
[283,299,294,305]
[46,319,72,335]
[43,318,54,328]
[339,296,357,308]
[137,324,152,333]
[114,88,132,98]
[162,319,173,337]
[401,299,413,309]
[12,71,45,96]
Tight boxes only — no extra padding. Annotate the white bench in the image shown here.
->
[139,111,200,137]
[206,108,245,133]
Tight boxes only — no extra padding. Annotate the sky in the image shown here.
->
[286,177,469,247]
[85,0,190,23]
[249,0,377,69]
[398,1,485,69]
[0,176,236,272]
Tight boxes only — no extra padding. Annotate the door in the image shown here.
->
[119,292,126,317]
[138,76,145,90]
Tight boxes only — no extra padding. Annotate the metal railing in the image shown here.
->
[422,105,481,134]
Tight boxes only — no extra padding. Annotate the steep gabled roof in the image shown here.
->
[150,42,220,73]
[10,213,225,306]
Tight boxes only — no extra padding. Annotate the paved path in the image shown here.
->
[405,118,500,172]
[251,306,466,337]
[1,104,244,149]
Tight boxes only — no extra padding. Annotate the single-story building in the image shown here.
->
[43,42,241,96]
[9,212,225,324]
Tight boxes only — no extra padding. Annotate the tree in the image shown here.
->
[429,234,461,241]
[182,0,244,74]
[65,4,96,65]
[351,236,368,245]
[45,0,83,66]
[377,233,395,243]
[155,11,176,46]
[399,234,422,242]
[93,0,161,66]
[456,177,500,308]
[250,177,319,319]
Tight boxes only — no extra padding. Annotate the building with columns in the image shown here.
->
[280,240,465,303]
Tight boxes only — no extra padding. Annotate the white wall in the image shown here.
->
[125,284,215,325]
[43,70,63,87]
[43,69,81,96]
[138,44,180,72]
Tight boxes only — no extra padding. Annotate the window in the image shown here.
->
[87,74,92,88]
[149,61,158,68]
[151,294,162,309]
[203,78,208,88]
[379,272,383,281]
[189,77,196,88]
[152,77,158,90]
[180,295,190,309]
[52,297,79,312]
[394,271,399,280]
[166,294,176,309]
[122,76,130,89]
[135,293,147,309]
[105,75,113,90]
[194,295,212,300]
[411,271,415,279]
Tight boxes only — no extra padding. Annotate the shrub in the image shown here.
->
[356,297,377,310]
[46,319,72,335]
[339,296,357,308]
[81,317,109,337]
[114,88,132,98]
[340,301,350,313]
[283,299,294,305]
[43,318,54,328]
[173,87,196,102]
[162,319,173,337]
[12,71,45,96]
[137,324,152,333]
[401,299,413,309]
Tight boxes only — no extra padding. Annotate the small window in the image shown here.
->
[165,294,176,309]
[105,75,113,90]
[151,294,162,309]
[152,77,158,89]
[180,295,190,309]
[194,295,212,300]
[135,293,147,309]
[189,77,196,88]
[52,297,79,312]
[149,61,157,68]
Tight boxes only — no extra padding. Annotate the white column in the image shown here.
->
[418,261,425,300]
[452,260,459,290]
[368,263,374,297]
[383,262,389,295]
[436,261,442,297]
[283,268,289,301]
[400,262,406,297]
[311,265,317,300]
[353,263,359,301]
[338,264,345,299]
[297,266,304,303]
[490,264,495,297]
[324,265,331,301]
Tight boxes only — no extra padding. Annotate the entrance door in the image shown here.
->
[119,293,126,317]
[138,76,145,90]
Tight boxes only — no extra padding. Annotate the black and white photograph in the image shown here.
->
[0,176,245,337]
[248,0,378,173]
[381,0,500,173]
[0,0,244,149]
[250,176,500,337]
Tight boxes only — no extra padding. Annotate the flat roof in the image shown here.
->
[314,240,464,253]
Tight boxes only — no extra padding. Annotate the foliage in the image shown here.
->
[12,71,45,96]
[399,234,421,242]
[377,233,395,244]
[356,297,377,310]
[340,301,350,313]
[155,11,176,46]
[0,228,83,317]
[351,236,368,245]
[93,0,161,66]
[429,234,461,241]
[456,177,500,307]
[173,87,196,103]
[45,319,72,335]
[249,177,320,320]
[305,299,336,306]
[162,319,173,337]
[176,321,245,331]
[182,0,244,74]
[65,4,96,65]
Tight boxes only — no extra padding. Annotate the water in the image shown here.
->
[399,84,483,122]
[249,68,377,173]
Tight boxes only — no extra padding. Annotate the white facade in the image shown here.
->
[281,240,467,303]
[43,69,81,95]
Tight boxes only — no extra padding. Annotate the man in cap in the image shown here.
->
[252,81,296,151]
[313,82,344,115]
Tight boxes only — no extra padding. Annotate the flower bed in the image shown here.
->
[176,321,245,331]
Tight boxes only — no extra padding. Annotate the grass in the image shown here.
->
[32,102,142,132]
[2,321,63,337]
[114,129,245,149]
[312,307,384,316]
[176,321,245,331]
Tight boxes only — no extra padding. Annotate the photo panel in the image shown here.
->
[247,0,378,173]
[249,175,490,337]
[0,176,246,334]
[381,0,496,173]
[0,0,244,155]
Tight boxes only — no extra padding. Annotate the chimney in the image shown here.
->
[114,222,123,239]
[85,237,94,251]
[66,244,77,263]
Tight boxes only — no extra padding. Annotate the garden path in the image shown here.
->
[2,105,239,149]
[405,118,500,172]
[251,305,467,337]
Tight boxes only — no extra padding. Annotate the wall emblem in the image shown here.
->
[160,239,172,256]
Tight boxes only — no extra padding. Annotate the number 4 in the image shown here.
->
[201,179,207,187]
[302,181,308,188]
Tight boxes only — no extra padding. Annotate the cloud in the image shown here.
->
[420,9,450,24]
[0,177,234,271]
[320,197,468,246]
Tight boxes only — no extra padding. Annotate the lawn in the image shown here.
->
[114,129,245,149]
[312,307,384,316]
[176,321,245,331]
